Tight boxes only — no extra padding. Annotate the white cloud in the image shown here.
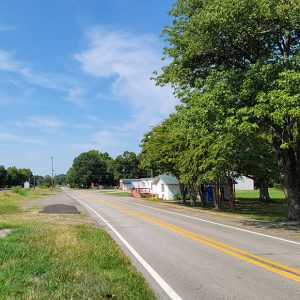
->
[0,50,20,71]
[0,132,44,145]
[0,50,85,106]
[75,27,178,130]
[65,130,119,153]
[91,130,118,147]
[27,116,64,129]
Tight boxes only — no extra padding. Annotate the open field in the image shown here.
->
[0,189,155,300]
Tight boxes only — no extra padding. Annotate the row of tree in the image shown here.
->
[0,165,66,188]
[66,150,151,188]
[0,166,33,188]
[140,0,300,220]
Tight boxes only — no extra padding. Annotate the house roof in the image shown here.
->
[121,179,132,184]
[121,178,141,184]
[153,174,179,185]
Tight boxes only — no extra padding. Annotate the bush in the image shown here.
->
[173,193,181,201]
[11,186,27,195]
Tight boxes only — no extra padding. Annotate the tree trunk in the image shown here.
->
[227,176,236,210]
[213,180,221,210]
[257,178,271,202]
[272,127,300,220]
[190,183,197,206]
[180,183,187,205]
[199,184,206,207]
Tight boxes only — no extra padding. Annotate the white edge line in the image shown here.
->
[109,196,300,246]
[66,191,182,300]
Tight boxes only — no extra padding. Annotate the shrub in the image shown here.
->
[173,193,181,201]
[11,186,27,196]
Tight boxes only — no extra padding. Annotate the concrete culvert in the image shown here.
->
[0,229,12,238]
[40,204,80,215]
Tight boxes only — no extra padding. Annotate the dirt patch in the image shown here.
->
[242,220,300,230]
[23,192,85,214]
[40,204,80,215]
[0,229,12,238]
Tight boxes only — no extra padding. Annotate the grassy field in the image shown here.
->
[0,189,155,300]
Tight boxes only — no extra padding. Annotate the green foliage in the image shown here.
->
[11,186,27,196]
[173,193,181,201]
[109,151,144,181]
[0,165,7,188]
[5,167,32,187]
[140,114,185,178]
[66,150,114,188]
[153,0,300,219]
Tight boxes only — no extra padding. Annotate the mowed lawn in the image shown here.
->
[0,190,155,300]
[234,188,287,221]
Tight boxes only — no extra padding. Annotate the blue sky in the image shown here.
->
[0,0,177,175]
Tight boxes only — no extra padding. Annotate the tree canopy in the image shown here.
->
[66,150,114,188]
[149,0,300,219]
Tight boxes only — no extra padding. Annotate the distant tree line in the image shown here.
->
[0,165,66,188]
[0,166,32,188]
[66,150,152,188]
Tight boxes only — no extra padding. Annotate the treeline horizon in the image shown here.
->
[0,165,66,188]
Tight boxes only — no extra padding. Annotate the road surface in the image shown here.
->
[65,189,300,300]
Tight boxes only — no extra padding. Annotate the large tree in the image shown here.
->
[66,150,113,188]
[6,167,32,187]
[109,151,139,180]
[157,0,300,220]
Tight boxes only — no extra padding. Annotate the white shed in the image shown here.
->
[235,176,255,190]
[119,179,141,190]
[151,174,180,200]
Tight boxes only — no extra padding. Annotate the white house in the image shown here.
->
[235,176,255,190]
[151,174,180,200]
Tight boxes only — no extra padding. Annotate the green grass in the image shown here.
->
[235,188,285,200]
[106,191,131,197]
[232,188,287,222]
[192,188,287,222]
[0,190,156,300]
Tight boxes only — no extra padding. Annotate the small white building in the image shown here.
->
[235,176,255,190]
[151,174,180,200]
[119,179,141,190]
[24,181,30,189]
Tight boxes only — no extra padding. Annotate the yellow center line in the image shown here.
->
[75,191,300,283]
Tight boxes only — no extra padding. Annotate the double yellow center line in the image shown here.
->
[77,192,300,284]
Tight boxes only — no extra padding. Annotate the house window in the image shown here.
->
[161,184,165,192]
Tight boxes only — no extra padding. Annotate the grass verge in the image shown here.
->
[105,191,131,197]
[0,190,155,300]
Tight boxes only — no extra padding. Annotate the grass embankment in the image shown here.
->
[0,189,155,299]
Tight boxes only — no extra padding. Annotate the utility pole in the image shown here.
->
[51,156,54,189]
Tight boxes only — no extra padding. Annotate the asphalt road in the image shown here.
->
[65,189,300,300]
